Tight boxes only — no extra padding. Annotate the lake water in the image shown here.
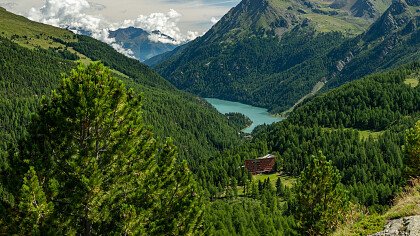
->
[205,98,283,133]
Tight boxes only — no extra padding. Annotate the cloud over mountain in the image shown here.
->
[120,8,199,44]
[28,0,199,57]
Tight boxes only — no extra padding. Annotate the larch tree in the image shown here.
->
[16,63,202,235]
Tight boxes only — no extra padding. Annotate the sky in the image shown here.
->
[0,0,240,41]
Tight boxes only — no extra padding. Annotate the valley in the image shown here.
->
[152,0,419,113]
[0,0,419,235]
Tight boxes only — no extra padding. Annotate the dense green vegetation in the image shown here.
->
[0,32,240,166]
[291,152,348,235]
[290,63,420,130]
[225,112,253,130]
[0,36,74,147]
[1,64,202,234]
[64,35,242,161]
[194,64,420,234]
[405,120,420,177]
[252,122,405,207]
[205,199,296,235]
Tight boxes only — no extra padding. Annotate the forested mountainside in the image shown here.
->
[290,62,420,130]
[0,7,240,168]
[196,63,420,235]
[109,27,178,61]
[152,0,419,112]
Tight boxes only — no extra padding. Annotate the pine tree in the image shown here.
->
[276,177,284,197]
[291,151,348,236]
[18,166,53,235]
[231,178,238,198]
[405,120,420,177]
[18,63,202,235]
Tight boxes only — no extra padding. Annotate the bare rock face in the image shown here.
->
[351,0,378,18]
[370,215,420,236]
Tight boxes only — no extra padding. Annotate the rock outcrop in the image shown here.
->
[370,215,420,236]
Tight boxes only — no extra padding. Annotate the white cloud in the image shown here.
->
[186,31,200,40]
[28,0,136,57]
[0,2,17,10]
[120,9,198,44]
[210,16,219,24]
[27,0,199,58]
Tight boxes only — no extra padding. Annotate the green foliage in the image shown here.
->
[276,177,284,197]
[291,152,349,235]
[1,6,419,235]
[0,36,74,147]
[252,121,405,206]
[225,112,252,130]
[290,63,420,131]
[205,199,297,236]
[18,166,53,235]
[63,34,241,163]
[348,214,386,236]
[8,63,202,235]
[65,35,172,89]
[0,31,240,184]
[405,120,420,177]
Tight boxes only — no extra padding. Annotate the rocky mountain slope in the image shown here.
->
[327,0,420,88]
[371,215,420,236]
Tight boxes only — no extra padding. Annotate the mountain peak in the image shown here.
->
[202,0,302,42]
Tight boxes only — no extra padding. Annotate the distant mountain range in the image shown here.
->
[149,0,419,113]
[109,27,179,61]
[67,26,179,61]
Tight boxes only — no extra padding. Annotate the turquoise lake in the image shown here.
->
[205,98,284,133]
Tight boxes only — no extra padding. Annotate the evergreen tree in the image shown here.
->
[16,63,202,235]
[291,151,348,236]
[276,177,284,197]
[18,166,53,235]
[405,120,420,177]
[231,178,238,198]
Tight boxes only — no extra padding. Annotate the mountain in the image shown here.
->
[109,27,178,61]
[151,0,419,113]
[327,0,420,88]
[0,7,239,168]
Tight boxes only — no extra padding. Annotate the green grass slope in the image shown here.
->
[334,178,420,235]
